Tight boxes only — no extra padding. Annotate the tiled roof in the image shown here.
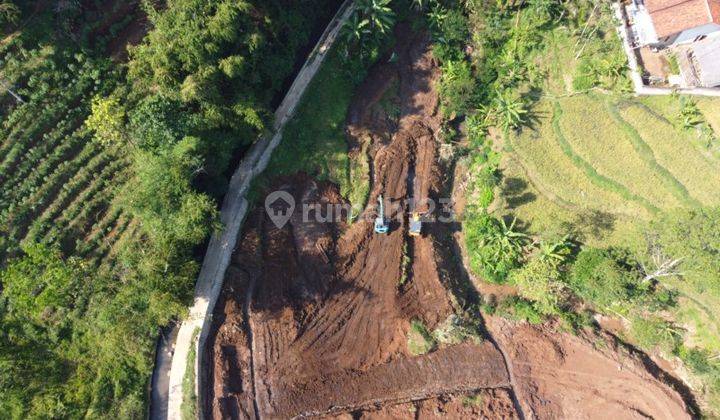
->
[645,0,720,38]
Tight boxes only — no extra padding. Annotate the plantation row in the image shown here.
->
[0,28,125,265]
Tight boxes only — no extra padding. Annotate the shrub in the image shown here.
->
[407,320,437,355]
[510,257,565,315]
[630,316,682,354]
[438,60,476,118]
[432,314,483,345]
[497,297,544,324]
[567,248,648,313]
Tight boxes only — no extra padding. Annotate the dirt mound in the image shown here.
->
[488,317,691,420]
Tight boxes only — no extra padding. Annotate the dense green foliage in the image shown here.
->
[0,0,342,417]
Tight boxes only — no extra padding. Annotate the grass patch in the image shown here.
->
[697,98,720,139]
[407,319,437,356]
[265,48,370,211]
[462,392,484,407]
[181,328,200,420]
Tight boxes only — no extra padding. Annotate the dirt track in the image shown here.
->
[205,26,694,420]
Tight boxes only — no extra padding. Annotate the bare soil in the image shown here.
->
[205,25,694,420]
[488,317,691,420]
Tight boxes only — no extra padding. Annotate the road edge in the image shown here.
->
[159,2,355,419]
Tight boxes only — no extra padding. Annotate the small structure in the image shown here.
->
[619,0,720,91]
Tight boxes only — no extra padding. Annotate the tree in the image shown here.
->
[649,207,720,296]
[537,235,573,264]
[0,1,20,26]
[342,14,371,46]
[126,136,218,252]
[1,244,86,326]
[465,211,528,283]
[438,60,476,117]
[568,248,646,313]
[129,94,190,152]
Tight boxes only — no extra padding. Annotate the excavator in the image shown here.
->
[409,212,422,237]
[374,195,389,234]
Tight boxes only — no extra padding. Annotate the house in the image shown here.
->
[628,0,720,48]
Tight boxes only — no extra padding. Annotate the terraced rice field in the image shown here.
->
[506,100,646,219]
[505,95,720,236]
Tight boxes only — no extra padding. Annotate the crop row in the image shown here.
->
[0,109,86,192]
[0,77,96,176]
[0,128,90,212]
[40,160,127,246]
[19,148,115,244]
[0,141,106,244]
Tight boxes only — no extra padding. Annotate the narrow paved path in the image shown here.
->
[156,2,356,419]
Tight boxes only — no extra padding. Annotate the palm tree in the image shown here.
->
[357,0,396,34]
[342,14,371,46]
[411,0,431,11]
[492,90,527,131]
[538,235,572,264]
[0,2,20,26]
[483,216,529,258]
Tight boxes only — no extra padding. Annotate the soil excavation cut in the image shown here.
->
[205,26,694,420]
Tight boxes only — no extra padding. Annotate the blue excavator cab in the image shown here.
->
[374,195,389,234]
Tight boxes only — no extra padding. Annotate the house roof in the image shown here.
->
[645,0,720,38]
[691,38,720,86]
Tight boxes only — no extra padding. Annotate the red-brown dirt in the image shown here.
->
[205,24,695,420]
[205,27,512,418]
[323,388,518,419]
[488,317,691,420]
